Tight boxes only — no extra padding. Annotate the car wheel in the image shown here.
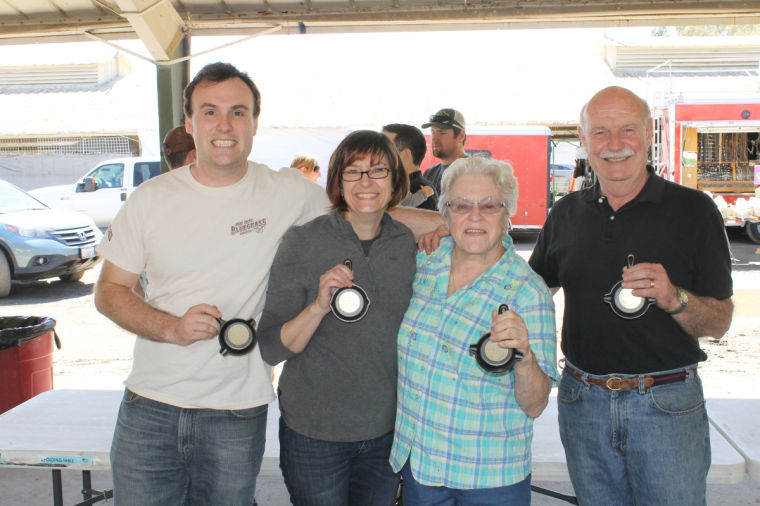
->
[746,222,760,245]
[0,255,10,297]
[59,271,85,283]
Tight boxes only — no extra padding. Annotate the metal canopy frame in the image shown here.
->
[1,0,758,167]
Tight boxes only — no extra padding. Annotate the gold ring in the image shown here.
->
[650,280,655,288]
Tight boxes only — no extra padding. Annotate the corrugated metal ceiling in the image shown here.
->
[1,0,759,43]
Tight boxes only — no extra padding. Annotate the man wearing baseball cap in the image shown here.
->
[161,125,196,170]
[421,108,467,195]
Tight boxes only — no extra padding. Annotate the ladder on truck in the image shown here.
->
[651,115,668,179]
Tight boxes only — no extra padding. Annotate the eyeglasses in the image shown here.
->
[445,197,506,215]
[341,167,390,181]
[313,165,320,173]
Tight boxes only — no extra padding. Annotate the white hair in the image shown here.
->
[438,157,518,217]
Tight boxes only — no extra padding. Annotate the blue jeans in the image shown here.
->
[557,364,710,506]
[110,389,268,506]
[400,461,531,505]
[279,417,399,506]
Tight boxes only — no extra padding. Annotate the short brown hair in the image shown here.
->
[162,126,195,169]
[325,130,408,212]
[183,62,261,119]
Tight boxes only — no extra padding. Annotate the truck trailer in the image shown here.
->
[420,126,553,231]
[652,100,760,243]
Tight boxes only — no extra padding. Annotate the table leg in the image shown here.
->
[52,469,64,506]
[82,470,93,500]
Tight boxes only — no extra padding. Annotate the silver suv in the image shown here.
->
[0,179,102,297]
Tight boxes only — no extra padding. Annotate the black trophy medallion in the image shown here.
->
[330,259,370,323]
[469,304,523,373]
[217,318,257,356]
[603,254,656,319]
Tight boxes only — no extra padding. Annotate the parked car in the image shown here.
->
[30,157,162,228]
[0,179,102,297]
[550,163,574,196]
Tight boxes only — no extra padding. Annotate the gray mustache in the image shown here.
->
[599,149,635,160]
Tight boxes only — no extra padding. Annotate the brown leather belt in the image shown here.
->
[564,363,694,391]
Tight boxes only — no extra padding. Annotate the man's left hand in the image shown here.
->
[622,262,681,313]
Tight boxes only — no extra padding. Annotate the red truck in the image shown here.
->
[651,100,760,243]
[421,126,553,231]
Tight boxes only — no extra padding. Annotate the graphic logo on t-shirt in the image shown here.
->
[231,217,267,236]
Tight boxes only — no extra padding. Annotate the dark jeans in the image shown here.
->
[400,461,531,505]
[110,389,267,506]
[279,416,399,506]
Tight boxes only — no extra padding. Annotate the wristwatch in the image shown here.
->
[667,287,689,315]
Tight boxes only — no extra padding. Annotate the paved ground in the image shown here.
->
[2,455,760,505]
[1,230,759,505]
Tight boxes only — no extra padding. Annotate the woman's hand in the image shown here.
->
[417,224,450,254]
[489,307,551,418]
[312,263,354,314]
[279,263,354,355]
[488,307,530,356]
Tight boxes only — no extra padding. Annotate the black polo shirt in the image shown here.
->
[529,170,732,375]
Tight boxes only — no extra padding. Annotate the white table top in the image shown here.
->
[0,389,121,470]
[707,398,760,481]
[0,389,749,485]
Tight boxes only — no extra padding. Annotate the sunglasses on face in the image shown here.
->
[445,197,506,215]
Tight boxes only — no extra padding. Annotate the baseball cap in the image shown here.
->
[162,126,195,156]
[422,108,465,130]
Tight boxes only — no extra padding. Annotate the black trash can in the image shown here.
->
[0,316,59,414]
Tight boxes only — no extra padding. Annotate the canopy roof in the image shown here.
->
[1,1,759,62]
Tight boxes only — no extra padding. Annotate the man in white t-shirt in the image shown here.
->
[94,62,330,505]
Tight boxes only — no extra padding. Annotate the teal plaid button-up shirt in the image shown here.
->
[390,235,557,489]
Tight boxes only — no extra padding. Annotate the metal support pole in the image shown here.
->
[157,35,191,173]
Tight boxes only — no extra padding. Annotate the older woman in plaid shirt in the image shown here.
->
[390,157,557,505]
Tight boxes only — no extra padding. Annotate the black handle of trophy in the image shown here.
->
[498,304,509,314]
[344,259,352,270]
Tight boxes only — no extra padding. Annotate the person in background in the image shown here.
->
[420,108,467,195]
[529,86,733,505]
[567,145,591,192]
[383,123,437,210]
[291,153,321,182]
[391,157,557,505]
[94,62,329,505]
[258,130,416,506]
[161,125,196,169]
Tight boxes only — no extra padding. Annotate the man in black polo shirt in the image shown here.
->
[529,86,733,505]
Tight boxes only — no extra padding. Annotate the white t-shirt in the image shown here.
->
[97,162,329,409]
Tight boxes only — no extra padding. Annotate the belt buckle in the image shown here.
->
[605,376,623,391]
